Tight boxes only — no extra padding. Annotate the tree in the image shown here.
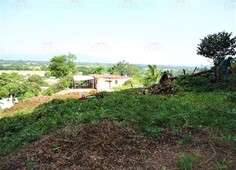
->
[143,65,161,86]
[28,75,47,86]
[48,53,77,78]
[92,66,106,74]
[108,60,141,77]
[197,31,236,80]
[0,87,9,98]
[0,73,42,99]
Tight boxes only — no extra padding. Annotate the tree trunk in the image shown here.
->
[214,63,221,83]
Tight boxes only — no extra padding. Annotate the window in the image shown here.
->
[115,80,118,84]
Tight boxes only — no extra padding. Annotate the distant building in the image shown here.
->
[73,74,130,91]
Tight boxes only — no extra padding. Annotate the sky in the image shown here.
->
[0,0,235,66]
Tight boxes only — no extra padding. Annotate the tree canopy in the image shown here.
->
[0,73,41,98]
[48,53,77,78]
[197,31,236,65]
[108,60,141,77]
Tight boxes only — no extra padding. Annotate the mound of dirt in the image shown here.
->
[1,120,235,169]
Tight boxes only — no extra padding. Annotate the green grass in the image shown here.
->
[0,87,236,156]
[214,159,233,170]
[177,154,199,170]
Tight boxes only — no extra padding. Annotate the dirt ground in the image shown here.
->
[1,119,235,170]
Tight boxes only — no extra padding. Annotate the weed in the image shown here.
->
[214,159,233,170]
[179,135,193,145]
[177,154,199,170]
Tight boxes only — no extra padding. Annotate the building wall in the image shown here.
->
[95,78,129,91]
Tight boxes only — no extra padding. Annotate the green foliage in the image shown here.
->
[197,31,236,65]
[42,75,72,96]
[108,60,142,77]
[0,87,9,98]
[48,53,77,78]
[0,72,43,99]
[177,154,198,170]
[40,65,48,71]
[44,71,51,78]
[59,75,73,88]
[176,74,236,92]
[23,82,41,97]
[92,66,106,74]
[0,73,25,97]
[123,78,140,87]
[179,135,193,145]
[0,63,31,70]
[28,75,48,86]
[143,65,161,86]
[42,84,62,96]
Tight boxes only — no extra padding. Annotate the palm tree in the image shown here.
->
[144,65,161,86]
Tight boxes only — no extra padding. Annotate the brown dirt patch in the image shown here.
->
[0,120,235,170]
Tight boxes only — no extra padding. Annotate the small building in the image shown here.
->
[73,74,130,91]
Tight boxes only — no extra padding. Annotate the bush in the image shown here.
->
[42,85,62,96]
[176,74,236,92]
[0,87,9,98]
[42,75,73,96]
[28,75,48,86]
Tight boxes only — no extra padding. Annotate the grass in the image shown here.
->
[1,74,236,156]
[177,154,199,170]
[214,159,233,170]
[0,87,236,156]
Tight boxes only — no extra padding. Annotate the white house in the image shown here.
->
[73,74,130,91]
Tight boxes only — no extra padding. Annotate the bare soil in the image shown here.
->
[1,119,235,170]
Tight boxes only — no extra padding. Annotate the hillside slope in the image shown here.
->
[0,87,236,169]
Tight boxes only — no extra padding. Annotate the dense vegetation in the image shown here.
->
[0,73,46,99]
[0,60,48,71]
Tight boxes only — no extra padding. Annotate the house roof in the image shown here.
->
[73,75,94,81]
[89,74,130,79]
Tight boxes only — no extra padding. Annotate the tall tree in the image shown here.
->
[48,53,77,78]
[197,31,236,80]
